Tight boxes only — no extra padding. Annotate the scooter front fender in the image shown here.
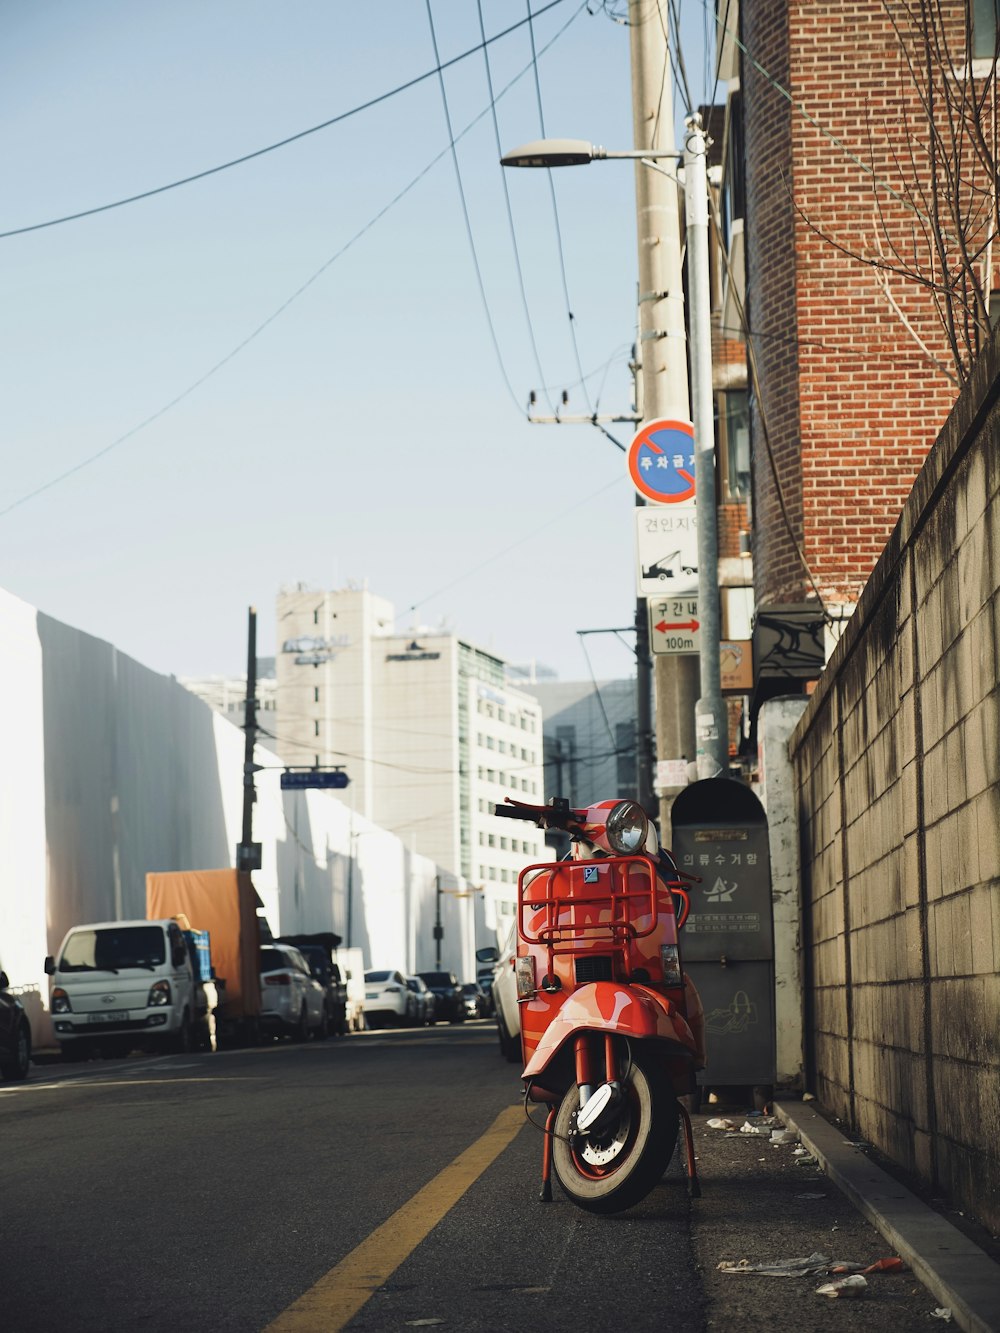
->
[521,981,694,1079]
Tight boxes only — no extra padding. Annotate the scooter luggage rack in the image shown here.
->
[517,856,667,978]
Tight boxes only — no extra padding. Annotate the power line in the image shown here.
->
[425,0,523,412]
[398,473,624,621]
[0,5,588,521]
[476,0,557,414]
[525,0,596,417]
[0,0,571,241]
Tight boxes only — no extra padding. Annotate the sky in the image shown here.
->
[1,0,715,685]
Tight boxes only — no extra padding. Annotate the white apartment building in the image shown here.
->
[179,661,277,725]
[275,585,548,928]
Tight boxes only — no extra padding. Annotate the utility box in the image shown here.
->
[671,778,775,1093]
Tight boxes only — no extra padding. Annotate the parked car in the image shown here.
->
[364,970,415,1028]
[277,937,348,1036]
[417,970,465,1024]
[474,964,496,1016]
[405,975,435,1026]
[460,982,488,1019]
[480,929,520,1062]
[259,944,328,1041]
[0,968,31,1081]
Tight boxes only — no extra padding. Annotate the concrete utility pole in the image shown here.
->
[684,114,727,778]
[628,0,698,823]
[238,606,262,875]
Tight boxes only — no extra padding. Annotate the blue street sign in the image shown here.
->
[280,770,350,790]
[627,418,696,504]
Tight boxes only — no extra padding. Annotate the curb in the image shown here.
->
[775,1100,1000,1333]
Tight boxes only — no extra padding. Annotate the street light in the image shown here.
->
[500,139,677,168]
[501,124,727,782]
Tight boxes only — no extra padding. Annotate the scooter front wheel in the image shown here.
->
[552,1056,678,1214]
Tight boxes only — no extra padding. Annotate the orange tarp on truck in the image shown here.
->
[146,869,261,1018]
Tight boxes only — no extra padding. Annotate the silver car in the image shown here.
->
[478,930,520,1063]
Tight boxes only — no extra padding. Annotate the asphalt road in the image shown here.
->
[1,1024,943,1332]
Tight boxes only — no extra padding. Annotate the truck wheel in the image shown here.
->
[0,1020,31,1080]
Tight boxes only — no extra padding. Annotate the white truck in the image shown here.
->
[45,918,214,1059]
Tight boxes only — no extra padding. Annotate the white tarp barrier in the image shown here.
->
[0,588,480,1046]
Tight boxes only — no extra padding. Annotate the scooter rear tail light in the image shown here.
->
[660,944,682,986]
[515,956,536,999]
[265,973,293,985]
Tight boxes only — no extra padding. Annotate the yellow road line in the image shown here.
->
[264,1104,524,1333]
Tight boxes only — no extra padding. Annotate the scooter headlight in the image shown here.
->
[605,801,649,855]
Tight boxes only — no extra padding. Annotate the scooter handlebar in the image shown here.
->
[493,797,584,829]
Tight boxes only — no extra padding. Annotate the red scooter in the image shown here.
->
[495,796,705,1213]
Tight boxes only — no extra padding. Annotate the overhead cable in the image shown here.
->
[0,0,570,241]
[425,0,523,412]
[0,3,588,520]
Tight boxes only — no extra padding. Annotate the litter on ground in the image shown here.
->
[717,1254,905,1280]
[816,1274,868,1298]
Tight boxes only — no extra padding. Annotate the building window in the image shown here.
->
[724,390,751,499]
[973,0,999,58]
[314,686,320,703]
[500,837,508,851]
[313,609,319,625]
[486,736,495,750]
[721,89,745,255]
[488,834,496,848]
[314,720,320,737]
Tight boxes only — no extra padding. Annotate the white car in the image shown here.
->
[259,944,328,1041]
[364,969,415,1028]
[481,927,521,1063]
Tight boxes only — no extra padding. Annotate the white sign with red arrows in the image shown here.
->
[649,596,700,655]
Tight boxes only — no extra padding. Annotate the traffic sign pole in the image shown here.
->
[685,116,726,778]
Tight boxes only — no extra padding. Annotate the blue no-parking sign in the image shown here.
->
[627,418,696,504]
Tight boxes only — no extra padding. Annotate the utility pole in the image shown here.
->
[685,113,727,778]
[434,875,443,970]
[238,606,262,875]
[628,0,698,828]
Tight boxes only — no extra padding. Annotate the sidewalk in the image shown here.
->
[775,1100,1000,1333]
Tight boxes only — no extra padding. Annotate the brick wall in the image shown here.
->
[743,0,803,602]
[743,1,984,609]
[789,329,1000,1234]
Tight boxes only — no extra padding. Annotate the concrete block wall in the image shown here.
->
[788,330,1000,1233]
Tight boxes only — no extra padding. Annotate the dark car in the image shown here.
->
[405,975,435,1026]
[417,970,465,1024]
[0,968,32,1081]
[460,982,489,1019]
[276,935,348,1036]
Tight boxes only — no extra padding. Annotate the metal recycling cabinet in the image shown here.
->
[671,778,775,1091]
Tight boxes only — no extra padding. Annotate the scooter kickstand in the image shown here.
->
[539,1105,557,1202]
[678,1100,702,1198]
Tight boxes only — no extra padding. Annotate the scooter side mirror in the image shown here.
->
[476,946,500,964]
